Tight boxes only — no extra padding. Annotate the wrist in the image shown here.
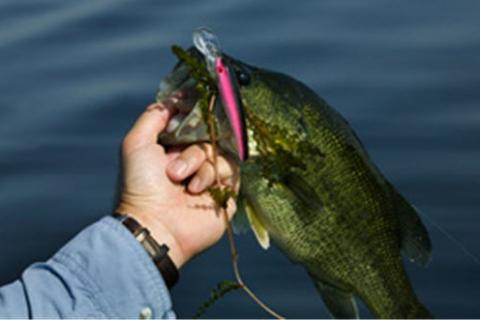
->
[115,204,188,269]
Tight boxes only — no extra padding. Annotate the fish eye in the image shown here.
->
[237,70,251,86]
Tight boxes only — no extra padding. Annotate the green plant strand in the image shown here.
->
[193,280,242,319]
[171,45,212,86]
[171,46,283,319]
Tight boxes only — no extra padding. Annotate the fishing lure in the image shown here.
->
[193,27,249,161]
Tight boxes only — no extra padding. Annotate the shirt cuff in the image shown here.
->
[50,216,175,318]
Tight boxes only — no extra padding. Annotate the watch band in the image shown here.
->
[112,212,179,289]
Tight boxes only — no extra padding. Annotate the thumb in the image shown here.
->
[123,102,173,153]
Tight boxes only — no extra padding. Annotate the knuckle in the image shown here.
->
[199,161,214,176]
[121,134,134,153]
[121,132,144,155]
[220,157,237,174]
[198,143,214,157]
[188,144,208,163]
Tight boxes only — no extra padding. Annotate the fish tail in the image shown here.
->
[365,289,432,319]
[341,257,433,319]
[408,301,433,319]
[310,272,432,319]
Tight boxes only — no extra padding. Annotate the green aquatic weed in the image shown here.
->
[208,186,237,210]
[170,45,282,319]
[171,45,216,127]
[171,45,212,86]
[193,280,242,319]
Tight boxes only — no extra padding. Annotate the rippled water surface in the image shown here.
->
[1,1,479,318]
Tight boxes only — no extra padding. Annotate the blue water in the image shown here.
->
[1,1,479,318]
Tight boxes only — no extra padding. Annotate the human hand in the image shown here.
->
[116,102,239,269]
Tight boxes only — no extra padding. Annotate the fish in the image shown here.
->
[157,44,433,319]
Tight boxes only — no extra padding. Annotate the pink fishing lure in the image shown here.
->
[215,57,248,161]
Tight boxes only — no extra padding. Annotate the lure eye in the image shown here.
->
[237,71,251,86]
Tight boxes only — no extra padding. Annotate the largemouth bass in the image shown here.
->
[157,33,432,319]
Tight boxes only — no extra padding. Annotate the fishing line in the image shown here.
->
[416,208,480,265]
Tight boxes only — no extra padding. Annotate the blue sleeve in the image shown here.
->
[0,216,176,319]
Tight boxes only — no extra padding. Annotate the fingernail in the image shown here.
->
[147,102,160,111]
[170,159,188,177]
[189,177,201,192]
[228,199,237,212]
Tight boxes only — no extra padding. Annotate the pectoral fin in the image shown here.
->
[275,172,322,226]
[283,172,323,212]
[244,199,270,250]
[312,278,359,319]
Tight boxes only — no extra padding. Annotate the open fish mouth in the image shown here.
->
[156,55,208,146]
[157,46,248,161]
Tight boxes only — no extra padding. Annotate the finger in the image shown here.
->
[226,197,237,219]
[164,146,184,161]
[221,172,241,192]
[166,143,213,181]
[188,162,214,193]
[217,156,239,186]
[122,102,174,154]
[188,156,237,193]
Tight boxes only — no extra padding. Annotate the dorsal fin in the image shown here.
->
[389,183,432,266]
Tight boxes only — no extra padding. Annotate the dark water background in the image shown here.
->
[1,1,479,318]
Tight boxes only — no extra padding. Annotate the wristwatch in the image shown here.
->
[112,212,179,289]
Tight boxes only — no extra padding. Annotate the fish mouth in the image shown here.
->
[157,48,248,161]
[156,60,209,146]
